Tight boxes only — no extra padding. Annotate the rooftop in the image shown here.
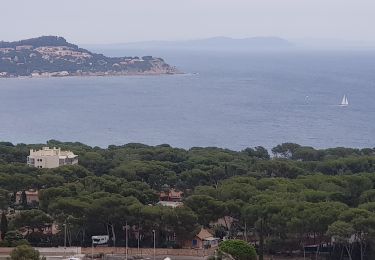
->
[29,147,77,158]
[196,228,214,240]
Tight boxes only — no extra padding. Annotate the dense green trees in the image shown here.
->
[0,141,375,258]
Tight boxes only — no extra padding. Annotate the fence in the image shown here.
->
[81,247,216,257]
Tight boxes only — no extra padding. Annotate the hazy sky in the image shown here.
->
[2,0,375,44]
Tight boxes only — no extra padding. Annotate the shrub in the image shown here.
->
[10,245,45,260]
[219,239,257,260]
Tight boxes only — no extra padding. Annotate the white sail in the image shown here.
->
[340,95,349,106]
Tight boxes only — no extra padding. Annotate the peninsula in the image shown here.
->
[0,36,179,78]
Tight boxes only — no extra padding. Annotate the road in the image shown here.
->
[104,255,207,260]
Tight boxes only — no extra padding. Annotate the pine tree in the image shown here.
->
[1,211,8,240]
[21,191,27,208]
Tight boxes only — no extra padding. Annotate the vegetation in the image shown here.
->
[1,211,8,240]
[9,245,45,260]
[0,140,374,259]
[219,240,257,260]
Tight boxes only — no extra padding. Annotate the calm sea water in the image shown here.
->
[0,50,375,150]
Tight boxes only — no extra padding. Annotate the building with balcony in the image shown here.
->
[27,147,78,168]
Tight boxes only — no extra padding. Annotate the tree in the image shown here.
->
[327,221,355,260]
[185,195,226,226]
[13,210,53,234]
[360,189,375,203]
[0,189,9,210]
[242,146,270,160]
[79,151,110,175]
[10,245,45,260]
[20,191,27,208]
[219,239,257,260]
[271,143,301,158]
[292,146,325,161]
[338,208,375,260]
[2,231,29,247]
[1,211,8,240]
[167,206,200,242]
[241,203,270,260]
[86,194,142,247]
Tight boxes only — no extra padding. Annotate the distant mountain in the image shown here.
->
[0,36,179,78]
[86,36,294,51]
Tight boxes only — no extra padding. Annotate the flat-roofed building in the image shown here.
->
[27,147,78,168]
[15,189,39,205]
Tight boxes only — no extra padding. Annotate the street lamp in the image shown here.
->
[125,222,128,260]
[137,222,141,256]
[63,221,67,258]
[152,229,156,260]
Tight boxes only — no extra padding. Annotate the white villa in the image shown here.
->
[27,147,78,169]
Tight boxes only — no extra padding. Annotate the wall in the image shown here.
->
[81,247,215,257]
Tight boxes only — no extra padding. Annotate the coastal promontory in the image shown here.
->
[0,36,179,78]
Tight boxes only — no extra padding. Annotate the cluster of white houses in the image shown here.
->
[35,46,92,59]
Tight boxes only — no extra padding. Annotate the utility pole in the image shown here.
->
[64,220,67,258]
[152,229,156,260]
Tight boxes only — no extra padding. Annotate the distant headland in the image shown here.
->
[0,36,180,78]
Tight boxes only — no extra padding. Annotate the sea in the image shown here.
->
[0,49,375,150]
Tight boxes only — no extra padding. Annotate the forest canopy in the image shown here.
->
[0,140,374,259]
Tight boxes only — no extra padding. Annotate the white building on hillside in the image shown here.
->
[27,147,78,168]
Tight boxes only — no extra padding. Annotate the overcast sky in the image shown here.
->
[2,0,375,45]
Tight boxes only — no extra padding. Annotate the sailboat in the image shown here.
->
[340,95,349,107]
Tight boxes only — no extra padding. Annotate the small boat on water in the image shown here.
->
[340,94,349,107]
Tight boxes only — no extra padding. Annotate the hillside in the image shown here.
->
[0,36,179,78]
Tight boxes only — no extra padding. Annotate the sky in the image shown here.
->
[1,0,375,45]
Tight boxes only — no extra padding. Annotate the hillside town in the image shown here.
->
[0,36,179,78]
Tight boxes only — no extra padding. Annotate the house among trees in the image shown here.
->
[15,190,39,206]
[158,189,184,207]
[183,228,219,249]
[27,147,78,168]
[159,189,183,202]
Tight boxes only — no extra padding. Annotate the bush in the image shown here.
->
[10,245,45,260]
[219,239,257,260]
[2,231,30,247]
